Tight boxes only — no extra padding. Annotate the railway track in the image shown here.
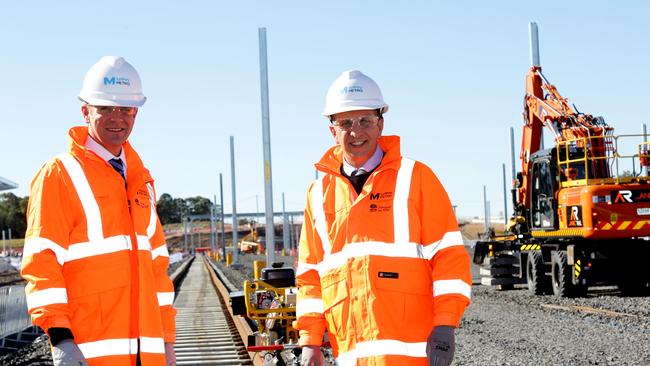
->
[173,255,259,365]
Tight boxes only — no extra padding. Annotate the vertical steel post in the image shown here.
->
[502,163,508,228]
[643,124,648,177]
[220,173,226,261]
[183,218,187,254]
[483,185,488,232]
[230,136,239,266]
[259,27,276,266]
[529,22,540,67]
[282,193,289,252]
[216,196,219,250]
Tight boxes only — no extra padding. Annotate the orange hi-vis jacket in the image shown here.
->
[21,126,176,366]
[295,136,471,366]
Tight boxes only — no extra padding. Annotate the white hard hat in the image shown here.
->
[78,56,146,107]
[322,70,388,117]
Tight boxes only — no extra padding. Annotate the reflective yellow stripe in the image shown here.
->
[531,229,584,237]
[601,223,612,230]
[617,221,631,230]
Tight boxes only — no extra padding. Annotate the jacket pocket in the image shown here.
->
[321,270,349,339]
[67,264,130,299]
[372,259,433,330]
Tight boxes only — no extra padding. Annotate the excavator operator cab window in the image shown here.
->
[531,159,555,229]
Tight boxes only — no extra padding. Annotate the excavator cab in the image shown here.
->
[529,150,558,230]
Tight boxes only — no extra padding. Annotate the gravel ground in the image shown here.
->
[456,285,650,366]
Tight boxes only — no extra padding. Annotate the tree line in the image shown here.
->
[0,192,216,238]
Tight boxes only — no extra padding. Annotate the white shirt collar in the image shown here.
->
[85,135,127,178]
[342,146,383,176]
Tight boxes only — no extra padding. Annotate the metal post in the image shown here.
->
[259,27,276,266]
[643,124,648,177]
[483,185,488,232]
[183,218,188,254]
[487,201,492,230]
[283,193,289,252]
[213,194,218,253]
[529,22,540,67]
[510,127,516,182]
[220,173,226,261]
[2,230,5,255]
[230,136,240,266]
[502,163,508,228]
[8,228,12,255]
[190,220,194,253]
[209,205,214,252]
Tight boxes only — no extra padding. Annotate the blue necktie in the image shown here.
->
[109,158,125,181]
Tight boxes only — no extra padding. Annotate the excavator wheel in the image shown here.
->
[526,250,550,295]
[551,250,586,298]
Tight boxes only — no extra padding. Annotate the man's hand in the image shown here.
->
[51,339,88,366]
[426,326,455,366]
[165,342,176,366]
[300,345,324,366]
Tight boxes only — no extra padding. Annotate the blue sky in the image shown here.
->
[1,1,649,219]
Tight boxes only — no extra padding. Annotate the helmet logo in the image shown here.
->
[339,85,363,95]
[103,76,131,86]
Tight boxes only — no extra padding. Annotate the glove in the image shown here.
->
[51,339,88,366]
[300,345,324,366]
[426,326,455,366]
[165,342,176,366]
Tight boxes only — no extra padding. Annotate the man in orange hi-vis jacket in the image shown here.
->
[295,70,471,366]
[21,56,176,366]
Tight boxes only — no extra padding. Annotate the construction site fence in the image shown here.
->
[0,285,30,339]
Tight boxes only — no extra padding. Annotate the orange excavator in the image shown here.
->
[473,22,650,297]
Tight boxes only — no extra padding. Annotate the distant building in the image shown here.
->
[0,176,18,192]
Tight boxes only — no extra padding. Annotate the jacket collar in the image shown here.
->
[315,135,402,177]
[67,126,150,188]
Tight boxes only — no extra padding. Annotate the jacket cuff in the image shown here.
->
[433,311,460,327]
[299,330,324,346]
[48,327,74,346]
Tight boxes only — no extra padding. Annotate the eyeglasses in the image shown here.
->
[89,105,138,116]
[331,115,380,131]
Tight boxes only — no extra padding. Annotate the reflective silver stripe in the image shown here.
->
[26,288,68,310]
[137,235,152,252]
[140,336,165,354]
[22,237,67,266]
[336,339,426,365]
[66,235,131,262]
[318,241,424,276]
[393,158,415,244]
[296,298,324,317]
[151,244,170,260]
[296,261,319,276]
[58,153,103,242]
[422,231,464,260]
[157,292,174,306]
[311,176,331,255]
[146,183,157,238]
[433,279,471,299]
[77,338,138,358]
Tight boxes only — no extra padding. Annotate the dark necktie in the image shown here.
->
[351,168,366,177]
[109,158,125,181]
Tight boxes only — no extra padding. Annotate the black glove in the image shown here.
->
[426,326,455,366]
